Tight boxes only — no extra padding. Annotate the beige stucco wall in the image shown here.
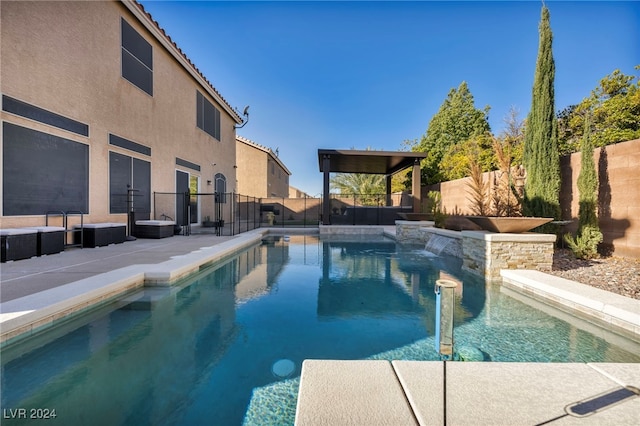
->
[236,139,290,198]
[236,141,269,198]
[1,0,238,228]
[267,156,290,198]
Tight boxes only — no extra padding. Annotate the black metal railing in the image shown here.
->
[325,193,414,225]
[151,191,412,233]
[153,192,262,236]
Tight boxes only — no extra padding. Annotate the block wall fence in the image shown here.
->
[425,138,640,259]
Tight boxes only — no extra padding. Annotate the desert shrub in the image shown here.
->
[564,226,603,259]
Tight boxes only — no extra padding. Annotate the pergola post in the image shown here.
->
[412,158,421,213]
[385,175,392,206]
[317,149,427,221]
[322,154,331,224]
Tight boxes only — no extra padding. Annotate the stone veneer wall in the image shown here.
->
[395,220,435,243]
[461,231,556,281]
[395,222,556,281]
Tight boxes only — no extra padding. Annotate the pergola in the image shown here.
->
[317,149,427,224]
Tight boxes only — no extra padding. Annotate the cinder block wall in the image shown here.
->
[561,139,640,258]
[425,139,640,259]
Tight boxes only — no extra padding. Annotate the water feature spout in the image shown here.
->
[425,235,453,256]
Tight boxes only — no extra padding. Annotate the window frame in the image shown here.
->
[121,18,153,96]
[196,91,221,140]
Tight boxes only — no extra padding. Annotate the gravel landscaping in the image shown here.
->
[550,249,640,300]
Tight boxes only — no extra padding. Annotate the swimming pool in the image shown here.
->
[1,235,638,425]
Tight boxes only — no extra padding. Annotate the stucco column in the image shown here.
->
[412,158,422,213]
[322,155,331,224]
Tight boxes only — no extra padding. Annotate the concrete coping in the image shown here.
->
[395,220,435,226]
[501,269,640,339]
[421,226,462,240]
[0,228,38,235]
[0,266,146,345]
[0,228,269,345]
[462,230,557,242]
[319,225,388,235]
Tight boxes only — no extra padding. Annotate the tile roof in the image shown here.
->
[123,0,244,124]
[237,136,292,176]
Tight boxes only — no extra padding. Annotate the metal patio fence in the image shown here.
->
[325,193,414,225]
[153,192,261,236]
[149,192,411,235]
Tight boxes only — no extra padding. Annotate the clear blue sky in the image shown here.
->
[139,0,639,196]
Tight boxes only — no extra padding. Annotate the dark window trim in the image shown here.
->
[176,157,201,172]
[121,18,153,96]
[2,95,89,136]
[109,133,151,156]
[196,90,221,141]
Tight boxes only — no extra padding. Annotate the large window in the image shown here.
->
[109,152,151,217]
[3,123,89,215]
[196,91,221,140]
[121,18,153,96]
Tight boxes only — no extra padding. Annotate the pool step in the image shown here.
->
[501,269,640,341]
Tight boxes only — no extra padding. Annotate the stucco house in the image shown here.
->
[236,136,291,199]
[1,0,245,229]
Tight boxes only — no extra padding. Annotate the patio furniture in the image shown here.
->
[133,220,175,239]
[74,223,126,248]
[1,228,38,262]
[25,226,66,256]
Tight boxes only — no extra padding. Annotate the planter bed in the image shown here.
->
[1,228,38,262]
[133,220,175,239]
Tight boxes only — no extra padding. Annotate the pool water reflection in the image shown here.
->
[1,235,638,425]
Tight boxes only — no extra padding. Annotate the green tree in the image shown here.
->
[564,114,603,258]
[440,133,495,181]
[330,173,386,205]
[557,104,578,155]
[499,106,525,167]
[412,81,490,184]
[559,67,640,154]
[522,6,561,223]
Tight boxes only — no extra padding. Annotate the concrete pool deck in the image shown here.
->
[295,360,640,425]
[1,226,639,424]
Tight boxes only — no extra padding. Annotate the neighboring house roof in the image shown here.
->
[123,0,244,124]
[237,136,292,176]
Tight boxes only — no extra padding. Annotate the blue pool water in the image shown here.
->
[1,235,639,425]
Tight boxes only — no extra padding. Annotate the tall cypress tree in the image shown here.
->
[522,6,561,223]
[576,114,598,229]
[564,113,603,258]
